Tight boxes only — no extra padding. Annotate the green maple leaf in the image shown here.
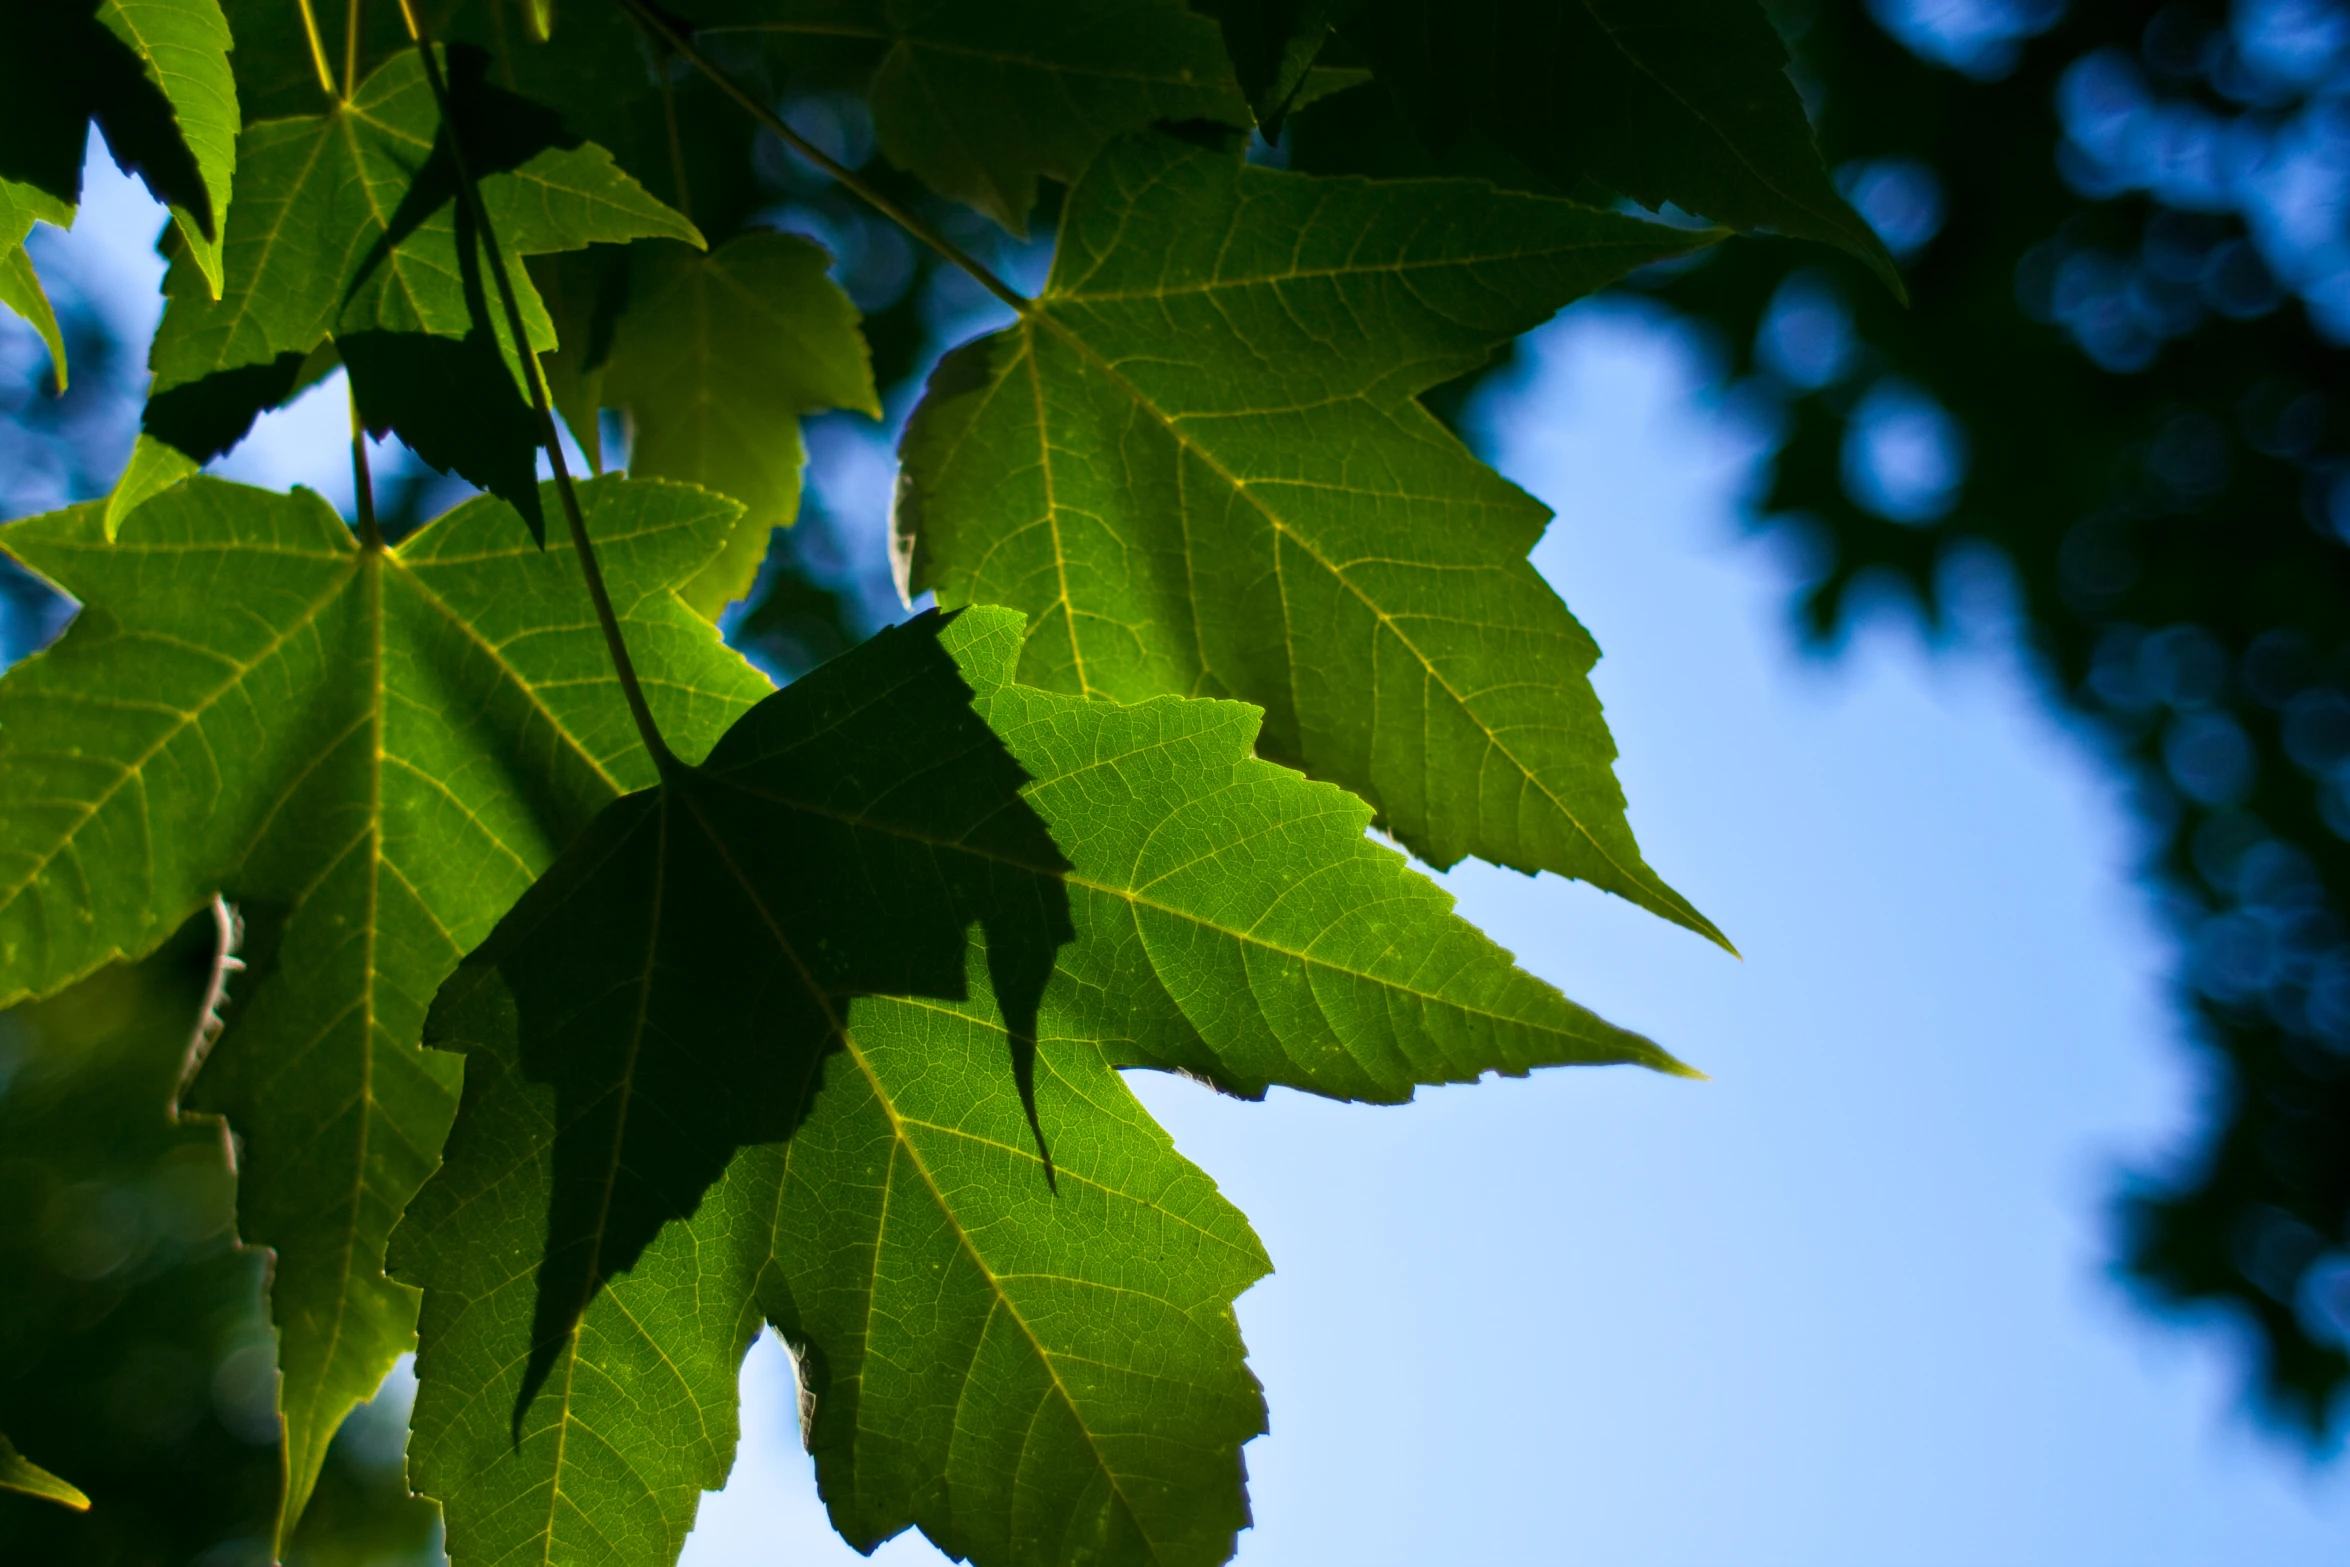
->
[0,180,73,391]
[388,604,1682,1567]
[0,0,238,296]
[144,44,699,535]
[1338,0,1901,292]
[0,475,771,1550]
[697,0,1249,231]
[0,1436,88,1513]
[897,134,1728,945]
[600,232,881,617]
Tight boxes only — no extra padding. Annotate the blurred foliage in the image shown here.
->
[1661,0,2350,1442]
[1298,0,2350,1439]
[0,914,440,1566]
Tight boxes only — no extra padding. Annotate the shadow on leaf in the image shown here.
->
[419,609,1075,1440]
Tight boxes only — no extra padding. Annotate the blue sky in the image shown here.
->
[14,138,2350,1567]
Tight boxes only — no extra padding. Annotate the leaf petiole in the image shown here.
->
[344,0,366,100]
[293,0,338,99]
[349,379,380,550]
[395,0,680,777]
[612,0,1030,314]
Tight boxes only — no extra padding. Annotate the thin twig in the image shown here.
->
[394,0,680,777]
[613,0,1030,314]
[349,381,381,550]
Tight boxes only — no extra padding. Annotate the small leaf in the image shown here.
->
[392,604,1680,1567]
[0,182,68,393]
[602,232,880,617]
[1340,0,1903,293]
[701,0,1250,231]
[899,134,1729,945]
[0,1434,90,1513]
[102,434,199,538]
[0,475,769,1551]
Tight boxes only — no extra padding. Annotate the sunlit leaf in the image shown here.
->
[899,134,1728,944]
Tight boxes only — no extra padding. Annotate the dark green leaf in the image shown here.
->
[602,231,880,616]
[898,134,1728,945]
[1194,0,1343,129]
[0,475,770,1549]
[391,604,1680,1567]
[698,0,1250,231]
[1339,0,1901,291]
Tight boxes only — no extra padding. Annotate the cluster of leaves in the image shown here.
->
[0,3,1899,1563]
[1559,0,2349,1438]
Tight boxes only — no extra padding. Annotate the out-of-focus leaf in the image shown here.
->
[603,232,878,616]
[1339,0,1901,292]
[697,0,1249,231]
[0,1434,89,1512]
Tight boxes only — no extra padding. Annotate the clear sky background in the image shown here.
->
[16,142,2350,1567]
